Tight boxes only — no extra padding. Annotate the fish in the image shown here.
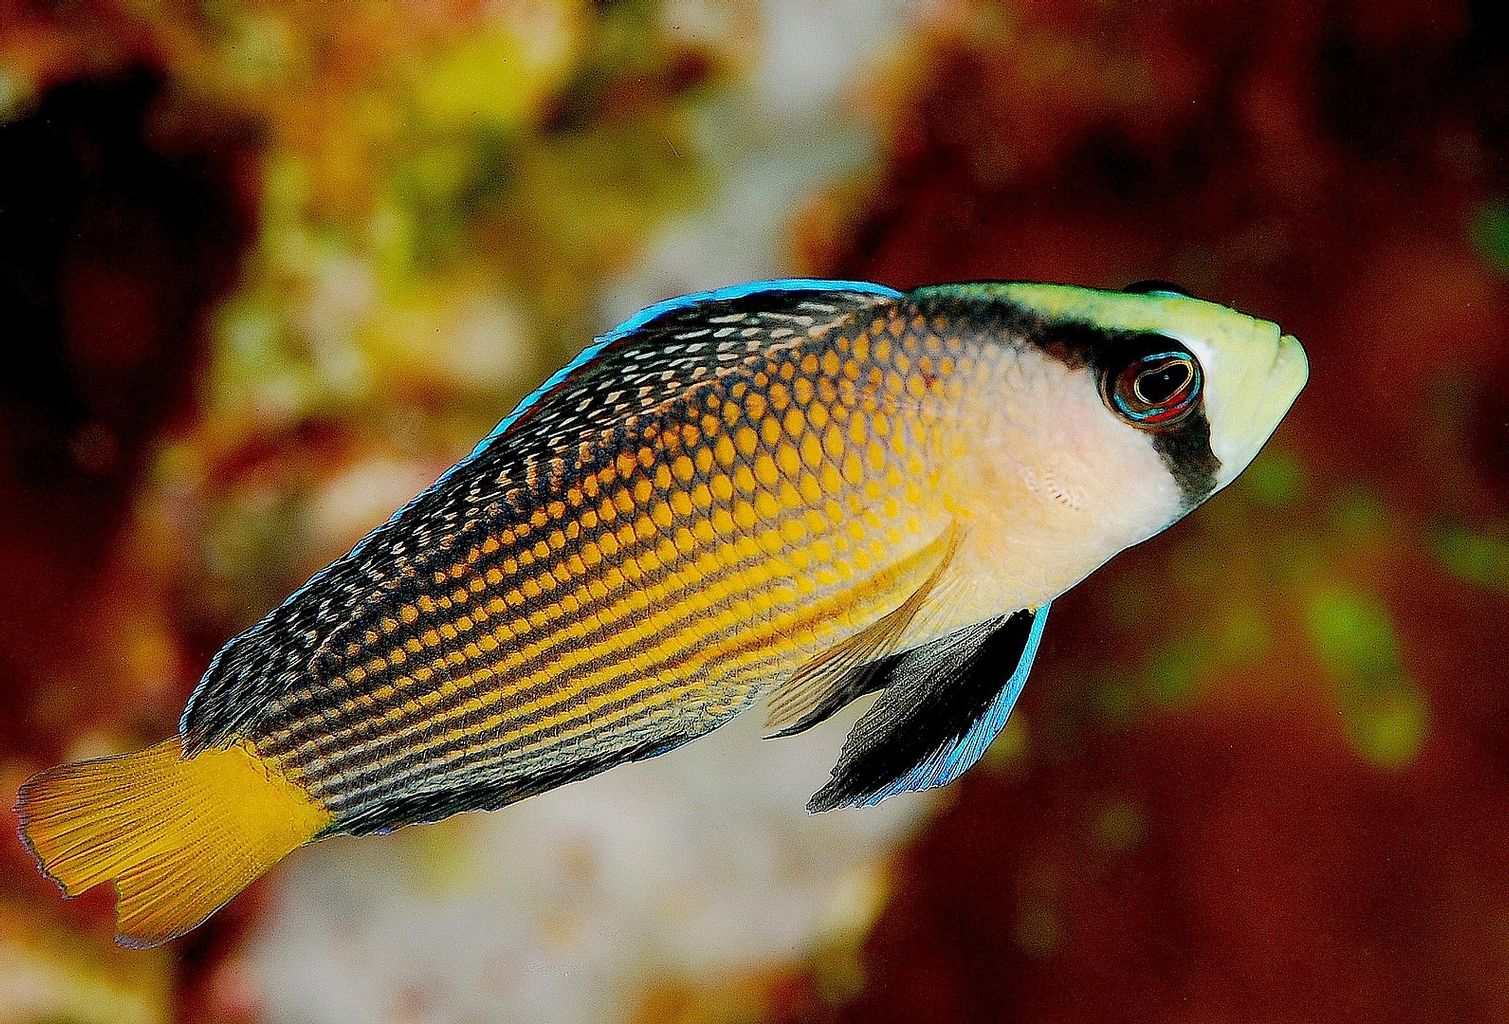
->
[15,278,1308,947]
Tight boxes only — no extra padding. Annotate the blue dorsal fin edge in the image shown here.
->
[471,278,903,456]
[865,601,1051,806]
[232,278,900,641]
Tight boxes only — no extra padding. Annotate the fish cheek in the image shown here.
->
[957,373,1182,605]
[1078,412,1189,550]
[1020,372,1190,554]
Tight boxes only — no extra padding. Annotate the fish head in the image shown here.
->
[915,281,1308,601]
[995,280,1308,505]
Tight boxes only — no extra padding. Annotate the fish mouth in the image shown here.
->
[1272,333,1310,406]
[1210,328,1309,490]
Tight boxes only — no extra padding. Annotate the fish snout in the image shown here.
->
[1208,326,1308,490]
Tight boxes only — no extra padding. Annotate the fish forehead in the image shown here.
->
[915,281,1297,500]
[945,281,1280,342]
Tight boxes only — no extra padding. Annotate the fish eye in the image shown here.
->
[1135,360,1192,404]
[1104,346,1202,428]
[1123,279,1195,299]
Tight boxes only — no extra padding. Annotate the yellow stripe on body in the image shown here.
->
[305,478,946,797]
[301,497,927,797]
[282,337,959,750]
[314,521,953,803]
[271,431,697,721]
[285,478,882,769]
[270,383,853,735]
[286,389,943,768]
[488,522,959,750]
[276,333,979,811]
[299,437,941,779]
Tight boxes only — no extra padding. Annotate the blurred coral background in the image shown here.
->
[1,1,1506,1022]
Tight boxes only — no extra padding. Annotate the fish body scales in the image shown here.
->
[256,293,986,831]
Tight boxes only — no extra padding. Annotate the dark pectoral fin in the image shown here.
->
[807,603,1051,812]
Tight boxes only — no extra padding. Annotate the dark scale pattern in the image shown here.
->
[178,286,982,830]
[181,286,898,752]
[289,299,963,826]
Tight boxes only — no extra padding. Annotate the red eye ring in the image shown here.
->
[1106,351,1201,427]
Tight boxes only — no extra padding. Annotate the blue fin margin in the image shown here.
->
[470,278,902,457]
[861,602,1051,806]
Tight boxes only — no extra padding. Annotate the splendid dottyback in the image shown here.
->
[16,278,1308,946]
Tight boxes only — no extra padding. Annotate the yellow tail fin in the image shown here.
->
[16,738,331,948]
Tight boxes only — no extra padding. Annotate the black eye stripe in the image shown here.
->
[1088,331,1218,506]
[1151,410,1221,510]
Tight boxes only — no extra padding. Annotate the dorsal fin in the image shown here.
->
[807,603,1051,812]
[469,278,903,459]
